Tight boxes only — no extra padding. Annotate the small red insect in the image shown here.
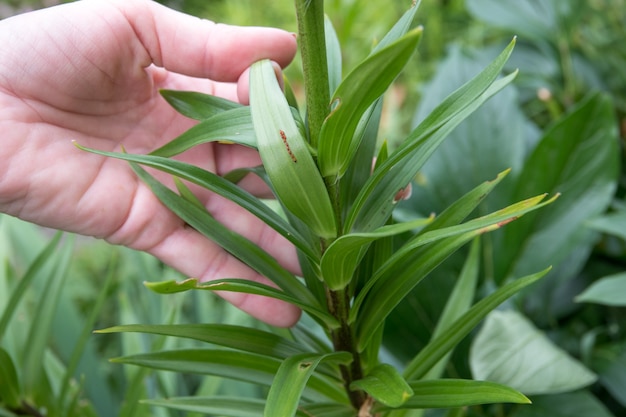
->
[279,130,297,163]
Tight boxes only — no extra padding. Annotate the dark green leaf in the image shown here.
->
[74,145,318,260]
[112,349,347,403]
[402,267,550,380]
[515,391,615,417]
[0,347,20,408]
[96,323,308,359]
[264,352,352,416]
[128,162,318,306]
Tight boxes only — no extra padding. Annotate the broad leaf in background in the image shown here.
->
[470,310,597,395]
[514,391,615,417]
[575,273,626,306]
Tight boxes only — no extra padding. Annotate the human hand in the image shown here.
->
[0,0,300,326]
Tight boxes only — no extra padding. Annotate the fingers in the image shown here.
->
[117,0,297,81]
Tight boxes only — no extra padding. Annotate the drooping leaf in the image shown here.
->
[350,363,413,408]
[112,349,347,403]
[317,28,423,178]
[250,59,337,238]
[264,352,353,417]
[470,309,597,395]
[160,89,240,120]
[126,162,318,307]
[402,267,550,380]
[376,379,529,411]
[320,217,432,290]
[145,278,339,328]
[97,323,308,359]
[150,107,256,157]
[575,272,626,306]
[74,144,318,261]
[346,39,517,232]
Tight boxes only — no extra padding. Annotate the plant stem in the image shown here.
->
[295,0,330,147]
[326,287,366,410]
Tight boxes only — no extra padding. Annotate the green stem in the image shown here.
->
[295,0,330,147]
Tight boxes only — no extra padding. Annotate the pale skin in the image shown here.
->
[0,0,301,326]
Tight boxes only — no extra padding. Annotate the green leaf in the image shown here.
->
[0,232,62,339]
[250,59,337,238]
[515,391,615,417]
[353,193,556,345]
[112,349,347,403]
[21,235,74,395]
[143,397,355,417]
[128,162,318,307]
[96,323,308,359]
[586,209,626,241]
[372,1,421,53]
[150,107,256,157]
[74,144,318,261]
[346,39,517,232]
[0,347,20,408]
[470,309,597,395]
[402,267,550,380]
[320,217,432,291]
[318,28,423,178]
[264,352,352,417]
[575,272,626,306]
[145,278,339,328]
[421,237,481,381]
[494,92,619,283]
[350,364,413,408]
[160,89,240,120]
[324,14,342,95]
[376,379,529,411]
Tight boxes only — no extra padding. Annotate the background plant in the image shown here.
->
[1,1,624,417]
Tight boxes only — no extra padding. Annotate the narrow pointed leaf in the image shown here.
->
[250,59,337,238]
[350,364,413,408]
[372,1,421,53]
[325,14,342,94]
[145,278,339,328]
[160,89,240,120]
[74,144,318,260]
[321,217,432,290]
[264,352,353,417]
[0,232,62,338]
[403,267,551,380]
[375,379,529,411]
[0,348,20,408]
[347,39,517,232]
[318,28,423,178]
[127,162,317,306]
[112,349,347,403]
[352,192,556,334]
[150,107,256,157]
[96,323,308,359]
